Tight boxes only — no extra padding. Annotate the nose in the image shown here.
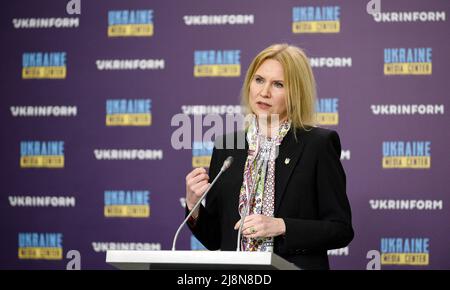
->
[259,83,271,98]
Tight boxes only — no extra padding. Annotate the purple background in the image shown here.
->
[1,0,449,269]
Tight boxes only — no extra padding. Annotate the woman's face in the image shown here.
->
[249,59,288,122]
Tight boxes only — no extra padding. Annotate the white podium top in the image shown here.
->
[106,250,300,270]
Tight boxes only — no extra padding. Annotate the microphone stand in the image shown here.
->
[172,157,233,251]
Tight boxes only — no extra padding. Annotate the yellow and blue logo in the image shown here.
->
[381,238,429,266]
[192,141,213,168]
[104,190,150,218]
[108,10,154,37]
[20,141,64,168]
[18,232,63,260]
[22,52,66,79]
[382,141,431,169]
[194,50,240,77]
[292,6,340,33]
[316,98,339,125]
[106,99,152,126]
[384,47,432,75]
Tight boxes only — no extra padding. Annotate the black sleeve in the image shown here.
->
[186,143,224,250]
[282,130,354,251]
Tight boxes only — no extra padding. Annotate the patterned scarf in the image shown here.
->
[238,115,291,252]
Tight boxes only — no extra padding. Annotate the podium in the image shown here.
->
[106,250,300,270]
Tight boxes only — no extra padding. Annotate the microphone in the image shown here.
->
[236,152,263,251]
[171,156,234,251]
[236,176,256,251]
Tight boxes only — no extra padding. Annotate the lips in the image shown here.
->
[256,101,272,110]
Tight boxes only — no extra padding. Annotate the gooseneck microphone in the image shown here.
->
[171,156,234,251]
[236,177,257,251]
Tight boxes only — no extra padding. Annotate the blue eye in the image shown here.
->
[274,82,284,88]
[255,77,263,84]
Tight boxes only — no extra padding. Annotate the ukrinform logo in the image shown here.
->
[96,59,165,70]
[373,11,446,22]
[91,242,161,252]
[340,150,350,161]
[370,199,443,210]
[10,106,77,117]
[371,104,444,115]
[94,149,163,160]
[13,18,79,29]
[181,105,242,115]
[9,196,76,207]
[183,14,254,25]
[327,247,349,256]
[309,57,352,68]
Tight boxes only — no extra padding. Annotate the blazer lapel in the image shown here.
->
[229,145,247,182]
[274,128,306,215]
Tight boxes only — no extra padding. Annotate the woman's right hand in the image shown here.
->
[185,167,210,212]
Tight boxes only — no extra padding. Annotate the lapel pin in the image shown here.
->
[284,158,290,165]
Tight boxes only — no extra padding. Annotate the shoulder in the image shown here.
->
[296,126,338,140]
[295,126,342,154]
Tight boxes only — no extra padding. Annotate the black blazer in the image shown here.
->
[187,127,354,270]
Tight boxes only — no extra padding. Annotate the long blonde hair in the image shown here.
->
[241,43,317,130]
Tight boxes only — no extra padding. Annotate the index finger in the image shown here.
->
[234,219,242,230]
[186,167,207,180]
[243,214,259,225]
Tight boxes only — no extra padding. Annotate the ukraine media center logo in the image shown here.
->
[194,50,241,77]
[20,141,64,168]
[292,6,340,33]
[106,99,152,126]
[316,98,339,126]
[104,190,150,218]
[192,141,213,168]
[18,232,63,260]
[384,47,432,75]
[381,238,430,266]
[108,9,154,37]
[22,52,67,79]
[382,141,431,169]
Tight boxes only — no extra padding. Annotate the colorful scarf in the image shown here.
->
[238,115,291,252]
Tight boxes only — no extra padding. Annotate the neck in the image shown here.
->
[256,115,287,138]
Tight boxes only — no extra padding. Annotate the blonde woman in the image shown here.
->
[185,44,353,270]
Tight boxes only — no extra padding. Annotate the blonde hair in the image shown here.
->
[241,43,317,130]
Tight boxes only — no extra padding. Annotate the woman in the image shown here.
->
[185,44,354,270]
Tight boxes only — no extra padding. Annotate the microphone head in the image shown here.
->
[221,156,234,171]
